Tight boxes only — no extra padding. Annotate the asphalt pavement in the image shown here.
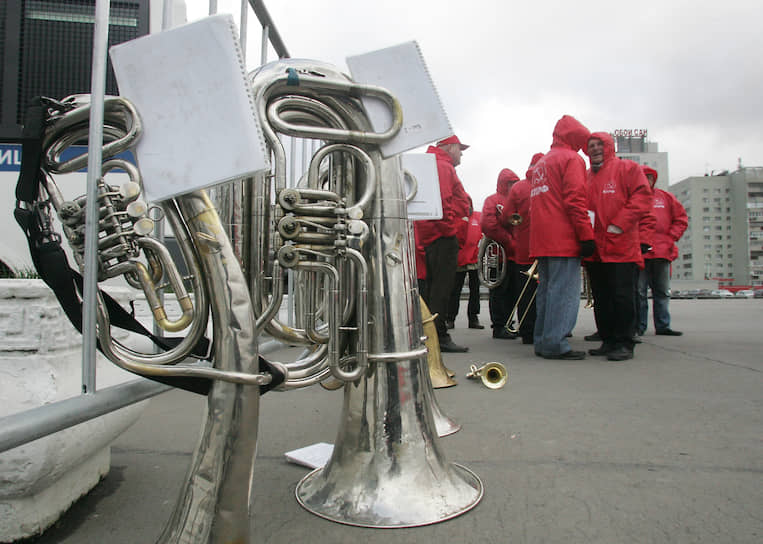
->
[24,299,763,544]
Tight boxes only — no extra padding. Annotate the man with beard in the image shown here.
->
[585,132,653,361]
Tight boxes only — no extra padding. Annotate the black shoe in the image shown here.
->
[584,332,601,341]
[468,319,485,329]
[606,346,634,361]
[439,337,469,353]
[656,328,682,336]
[565,332,573,337]
[492,328,517,340]
[445,319,455,330]
[588,343,615,356]
[522,337,534,344]
[632,334,642,344]
[542,350,586,360]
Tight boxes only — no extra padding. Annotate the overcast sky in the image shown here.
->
[184,0,762,210]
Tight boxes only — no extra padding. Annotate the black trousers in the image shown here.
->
[511,261,537,340]
[587,261,638,348]
[488,260,514,330]
[422,236,459,339]
[447,268,480,322]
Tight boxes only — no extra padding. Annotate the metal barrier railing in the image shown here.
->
[0,0,292,455]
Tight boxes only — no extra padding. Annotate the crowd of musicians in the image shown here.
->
[414,115,688,362]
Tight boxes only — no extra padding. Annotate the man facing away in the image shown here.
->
[637,165,688,336]
[529,115,595,359]
[584,132,653,361]
[481,168,520,339]
[415,135,472,353]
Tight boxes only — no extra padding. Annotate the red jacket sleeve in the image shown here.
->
[610,162,653,234]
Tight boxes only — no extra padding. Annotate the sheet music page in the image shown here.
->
[109,15,269,202]
[347,41,452,158]
[403,153,443,220]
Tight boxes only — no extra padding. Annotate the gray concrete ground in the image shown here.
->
[24,299,763,543]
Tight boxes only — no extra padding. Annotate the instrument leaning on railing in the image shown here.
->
[246,59,483,528]
[16,94,286,543]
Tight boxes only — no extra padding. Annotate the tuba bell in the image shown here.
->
[466,362,508,389]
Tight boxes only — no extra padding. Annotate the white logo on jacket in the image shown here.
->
[654,196,666,209]
[602,181,616,194]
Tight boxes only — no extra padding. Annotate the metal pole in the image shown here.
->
[82,0,112,394]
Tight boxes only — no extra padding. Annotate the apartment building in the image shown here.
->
[669,167,763,287]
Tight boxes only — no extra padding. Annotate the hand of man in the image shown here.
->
[606,224,623,234]
[580,239,596,258]
[640,243,652,254]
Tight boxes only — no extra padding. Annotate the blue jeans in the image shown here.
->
[637,258,672,333]
[534,257,581,356]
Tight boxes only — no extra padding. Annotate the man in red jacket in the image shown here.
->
[481,168,520,339]
[530,115,595,359]
[415,135,472,352]
[637,166,688,336]
[446,209,484,330]
[585,132,653,361]
[505,153,544,344]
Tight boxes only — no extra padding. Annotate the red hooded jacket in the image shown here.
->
[457,211,482,267]
[585,132,653,263]
[504,154,543,265]
[529,115,594,258]
[414,145,471,247]
[641,166,688,261]
[481,168,520,260]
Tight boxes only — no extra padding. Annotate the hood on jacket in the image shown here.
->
[497,168,520,194]
[585,131,616,165]
[642,165,658,187]
[525,152,545,179]
[551,115,590,152]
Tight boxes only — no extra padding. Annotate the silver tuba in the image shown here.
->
[246,59,482,527]
[26,94,279,543]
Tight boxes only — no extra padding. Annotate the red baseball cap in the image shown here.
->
[437,135,470,150]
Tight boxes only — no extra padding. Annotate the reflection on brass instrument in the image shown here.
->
[248,59,482,528]
[465,362,508,389]
[506,260,539,334]
[583,266,594,309]
[23,94,283,543]
[419,297,461,437]
[508,212,523,226]
[420,298,456,389]
[477,236,506,288]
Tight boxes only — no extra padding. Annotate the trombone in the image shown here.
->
[505,259,538,334]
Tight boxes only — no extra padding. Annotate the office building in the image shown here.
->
[613,129,670,183]
[669,167,763,287]
[0,0,154,142]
